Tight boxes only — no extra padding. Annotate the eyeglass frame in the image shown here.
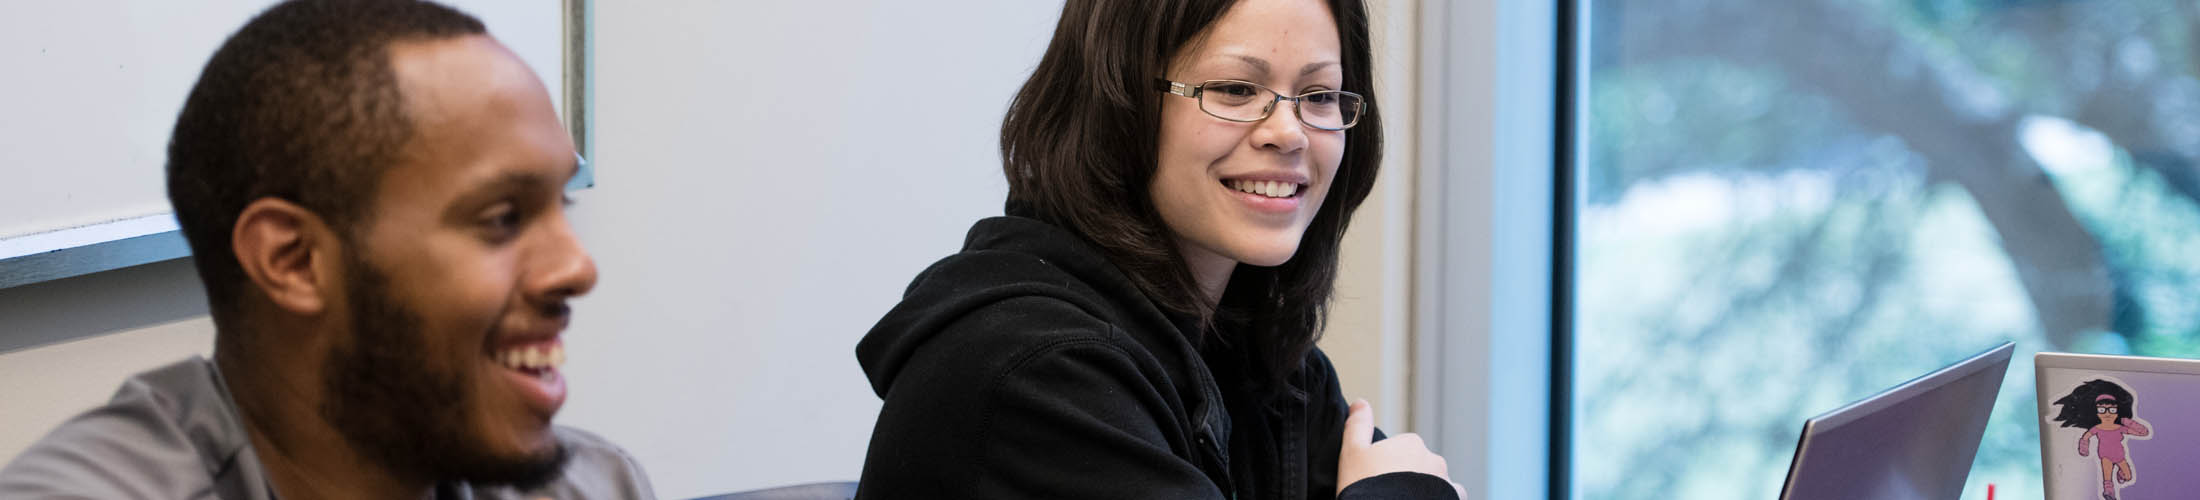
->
[1154,78,1366,131]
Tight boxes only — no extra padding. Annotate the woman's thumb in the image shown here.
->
[1342,399,1375,447]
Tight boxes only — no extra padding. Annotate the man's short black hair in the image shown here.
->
[167,0,485,329]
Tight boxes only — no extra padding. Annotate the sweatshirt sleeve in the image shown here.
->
[856,297,1226,499]
[1340,471,1464,499]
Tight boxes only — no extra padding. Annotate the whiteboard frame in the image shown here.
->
[0,0,594,290]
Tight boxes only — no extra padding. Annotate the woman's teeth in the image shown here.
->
[496,344,565,372]
[1229,179,1299,198]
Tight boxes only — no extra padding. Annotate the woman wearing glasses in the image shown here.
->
[853,0,1459,498]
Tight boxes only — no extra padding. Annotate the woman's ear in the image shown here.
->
[231,198,343,316]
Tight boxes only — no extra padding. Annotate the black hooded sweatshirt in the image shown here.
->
[854,216,1457,499]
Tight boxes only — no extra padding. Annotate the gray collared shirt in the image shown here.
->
[0,356,654,499]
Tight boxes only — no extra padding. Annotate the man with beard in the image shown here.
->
[0,1,651,498]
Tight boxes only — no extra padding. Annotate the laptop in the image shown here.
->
[2035,352,2200,500]
[1777,342,2014,500]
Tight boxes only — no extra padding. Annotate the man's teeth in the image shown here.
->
[496,344,565,371]
[1229,179,1299,198]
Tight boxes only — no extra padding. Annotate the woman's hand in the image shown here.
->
[1338,399,1464,498]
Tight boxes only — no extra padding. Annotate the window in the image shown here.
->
[1568,1,2200,498]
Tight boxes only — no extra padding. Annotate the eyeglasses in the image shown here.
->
[2097,406,2119,414]
[1156,79,1366,131]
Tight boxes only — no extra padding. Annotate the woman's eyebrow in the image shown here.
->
[1299,60,1337,77]
[1219,53,1340,79]
[1225,54,1271,75]
[1219,54,1340,78]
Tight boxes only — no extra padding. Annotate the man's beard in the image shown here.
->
[320,250,570,490]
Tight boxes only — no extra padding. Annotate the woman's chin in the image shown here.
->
[1189,231,1303,268]
[1229,246,1300,268]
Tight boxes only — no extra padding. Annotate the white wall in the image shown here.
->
[0,0,562,240]
[554,1,1059,496]
[0,1,1436,498]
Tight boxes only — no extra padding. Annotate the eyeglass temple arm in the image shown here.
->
[1154,79,1198,98]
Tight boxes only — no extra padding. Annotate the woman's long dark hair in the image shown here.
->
[2052,379,2136,428]
[999,0,1381,398]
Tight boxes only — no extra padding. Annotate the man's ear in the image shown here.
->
[231,198,344,316]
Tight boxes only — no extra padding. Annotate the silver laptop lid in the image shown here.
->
[1779,342,2013,500]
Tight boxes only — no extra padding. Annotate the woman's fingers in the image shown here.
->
[1337,400,1457,496]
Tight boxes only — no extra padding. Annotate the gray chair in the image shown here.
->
[690,481,859,500]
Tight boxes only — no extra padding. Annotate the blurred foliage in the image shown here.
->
[1574,0,2200,499]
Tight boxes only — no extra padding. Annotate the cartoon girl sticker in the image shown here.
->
[2052,379,2154,500]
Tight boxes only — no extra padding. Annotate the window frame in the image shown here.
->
[1405,0,1566,499]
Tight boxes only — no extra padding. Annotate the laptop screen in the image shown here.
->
[1780,343,2011,500]
[2038,357,2200,500]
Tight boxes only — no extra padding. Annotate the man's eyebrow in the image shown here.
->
[454,170,558,207]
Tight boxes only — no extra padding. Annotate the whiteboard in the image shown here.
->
[0,0,581,288]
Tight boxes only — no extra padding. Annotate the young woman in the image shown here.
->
[853,0,1459,498]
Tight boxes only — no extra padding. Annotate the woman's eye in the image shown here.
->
[1306,93,1334,104]
[1212,83,1257,97]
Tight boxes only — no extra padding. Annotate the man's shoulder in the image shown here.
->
[469,426,655,500]
[553,425,648,480]
[0,357,267,499]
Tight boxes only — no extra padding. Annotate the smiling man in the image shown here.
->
[0,1,650,498]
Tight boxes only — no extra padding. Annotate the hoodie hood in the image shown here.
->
[854,216,1207,397]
